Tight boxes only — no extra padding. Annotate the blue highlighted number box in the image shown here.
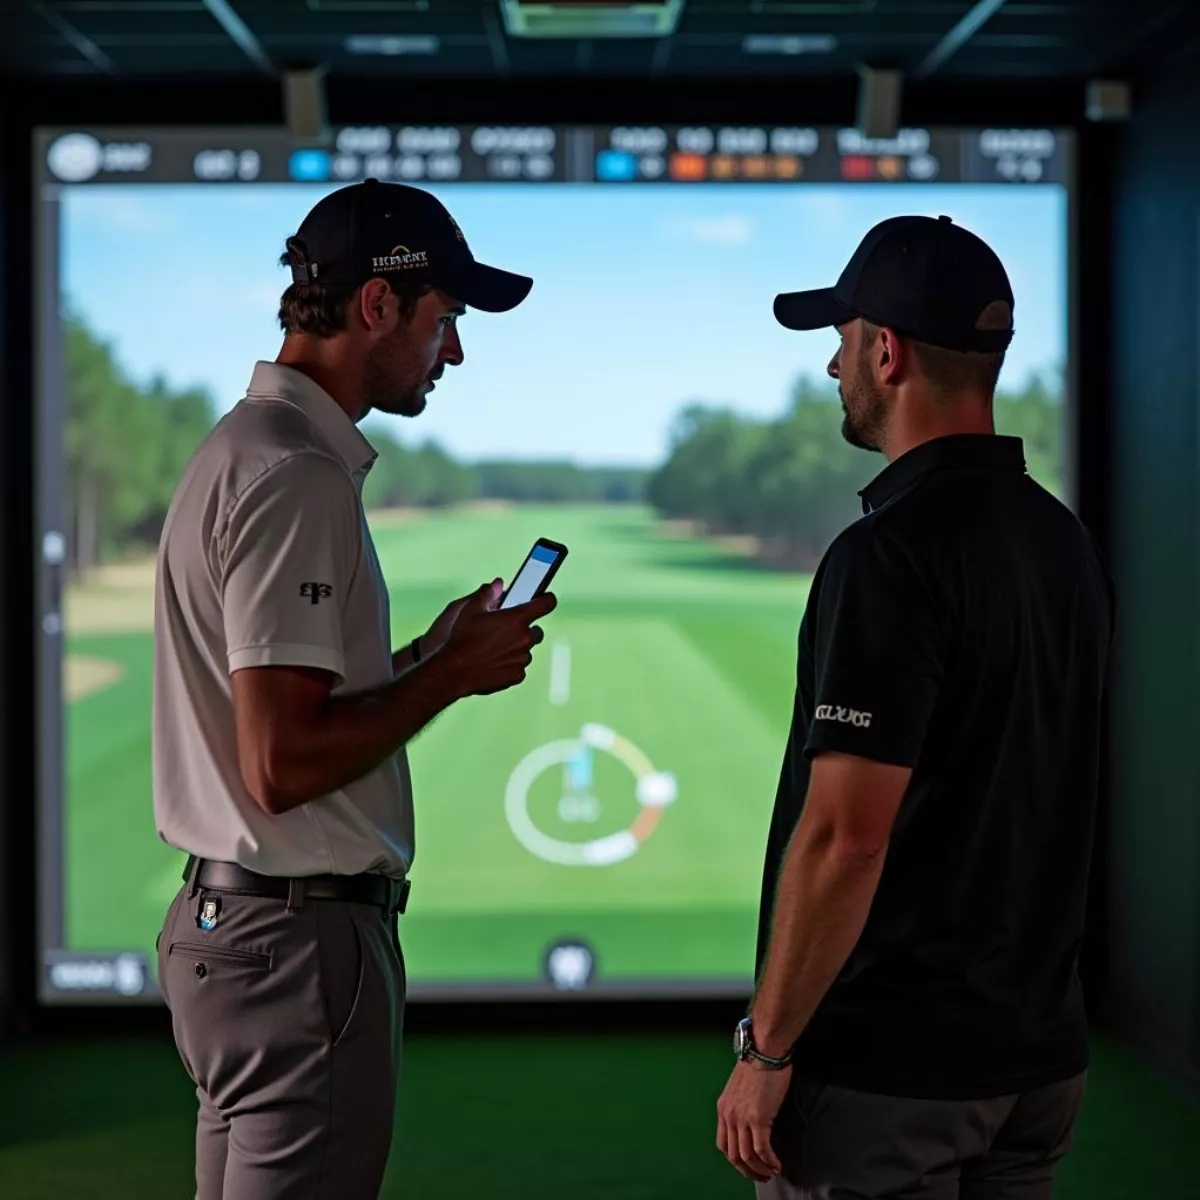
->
[289,150,331,182]
[595,151,638,183]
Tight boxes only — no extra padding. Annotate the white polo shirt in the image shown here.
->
[152,361,413,879]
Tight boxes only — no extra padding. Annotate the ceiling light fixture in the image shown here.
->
[344,34,440,55]
[500,0,684,39]
[742,34,838,55]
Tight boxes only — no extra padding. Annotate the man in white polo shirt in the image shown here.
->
[152,179,555,1200]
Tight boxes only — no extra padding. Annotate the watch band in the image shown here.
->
[411,636,423,664]
[744,1044,793,1070]
[736,1017,793,1069]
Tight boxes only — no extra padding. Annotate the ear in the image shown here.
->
[358,279,394,333]
[874,326,908,387]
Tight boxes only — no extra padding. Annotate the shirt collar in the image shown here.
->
[246,361,378,477]
[859,434,1027,514]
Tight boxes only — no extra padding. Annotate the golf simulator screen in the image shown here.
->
[32,124,1074,1002]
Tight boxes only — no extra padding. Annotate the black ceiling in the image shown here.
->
[2,0,1198,83]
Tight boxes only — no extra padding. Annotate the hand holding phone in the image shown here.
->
[437,539,566,698]
[499,538,568,609]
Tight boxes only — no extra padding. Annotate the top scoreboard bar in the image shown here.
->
[36,126,1070,188]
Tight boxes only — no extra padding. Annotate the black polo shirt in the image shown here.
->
[756,434,1114,1100]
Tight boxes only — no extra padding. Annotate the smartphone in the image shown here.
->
[499,538,568,610]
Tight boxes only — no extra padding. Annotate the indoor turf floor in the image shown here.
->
[0,1029,1196,1199]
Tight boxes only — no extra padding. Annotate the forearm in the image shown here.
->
[266,657,460,812]
[391,639,420,677]
[750,821,887,1059]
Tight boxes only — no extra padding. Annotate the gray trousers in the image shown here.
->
[157,879,406,1200]
[756,1070,1087,1200]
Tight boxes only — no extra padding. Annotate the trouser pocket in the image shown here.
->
[317,905,366,1049]
[169,942,272,972]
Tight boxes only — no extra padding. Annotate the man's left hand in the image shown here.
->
[716,1059,790,1182]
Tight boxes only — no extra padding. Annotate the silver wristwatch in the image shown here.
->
[734,1017,793,1070]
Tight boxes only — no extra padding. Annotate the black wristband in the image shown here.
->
[411,637,422,664]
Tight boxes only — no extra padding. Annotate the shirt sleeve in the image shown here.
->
[220,453,362,685]
[803,525,947,767]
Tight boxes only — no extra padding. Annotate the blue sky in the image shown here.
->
[60,181,1067,466]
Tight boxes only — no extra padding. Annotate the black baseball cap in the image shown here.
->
[774,215,1014,353]
[284,178,533,312]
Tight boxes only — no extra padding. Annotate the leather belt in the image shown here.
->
[183,856,410,915]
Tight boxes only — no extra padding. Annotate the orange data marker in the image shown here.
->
[878,155,903,180]
[710,155,737,179]
[669,153,707,181]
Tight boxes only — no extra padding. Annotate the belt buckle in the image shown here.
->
[394,879,411,916]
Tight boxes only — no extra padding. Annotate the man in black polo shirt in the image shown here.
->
[715,215,1114,1199]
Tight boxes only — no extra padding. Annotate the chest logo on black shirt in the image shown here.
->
[815,704,873,729]
[300,582,333,605]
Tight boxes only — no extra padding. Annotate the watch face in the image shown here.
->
[734,1018,750,1057]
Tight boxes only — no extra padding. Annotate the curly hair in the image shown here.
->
[277,249,432,337]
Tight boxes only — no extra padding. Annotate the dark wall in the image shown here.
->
[0,113,10,1045]
[1106,57,1200,1102]
[0,85,38,1044]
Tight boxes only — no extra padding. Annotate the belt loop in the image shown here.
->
[185,856,202,900]
[287,879,306,913]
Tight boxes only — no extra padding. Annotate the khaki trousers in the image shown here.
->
[158,880,406,1200]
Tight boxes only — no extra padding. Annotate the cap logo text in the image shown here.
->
[372,243,428,271]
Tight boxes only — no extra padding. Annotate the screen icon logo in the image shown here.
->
[47,133,104,183]
[113,954,146,997]
[546,940,595,991]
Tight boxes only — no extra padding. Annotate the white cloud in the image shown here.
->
[74,193,180,236]
[793,191,850,238]
[664,214,755,246]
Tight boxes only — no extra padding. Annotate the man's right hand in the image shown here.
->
[436,580,558,698]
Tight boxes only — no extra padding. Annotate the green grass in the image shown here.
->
[0,1031,1196,1199]
[63,505,810,988]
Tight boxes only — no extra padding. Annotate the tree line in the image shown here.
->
[646,371,1063,570]
[65,310,216,576]
[62,312,651,576]
[359,440,649,512]
[64,310,1063,578]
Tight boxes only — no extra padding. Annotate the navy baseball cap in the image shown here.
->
[774,215,1014,353]
[284,178,533,312]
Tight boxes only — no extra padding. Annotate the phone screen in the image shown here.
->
[500,541,564,609]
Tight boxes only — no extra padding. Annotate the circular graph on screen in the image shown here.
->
[504,723,677,866]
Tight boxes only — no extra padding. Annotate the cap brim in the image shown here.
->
[773,287,854,331]
[440,261,533,313]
